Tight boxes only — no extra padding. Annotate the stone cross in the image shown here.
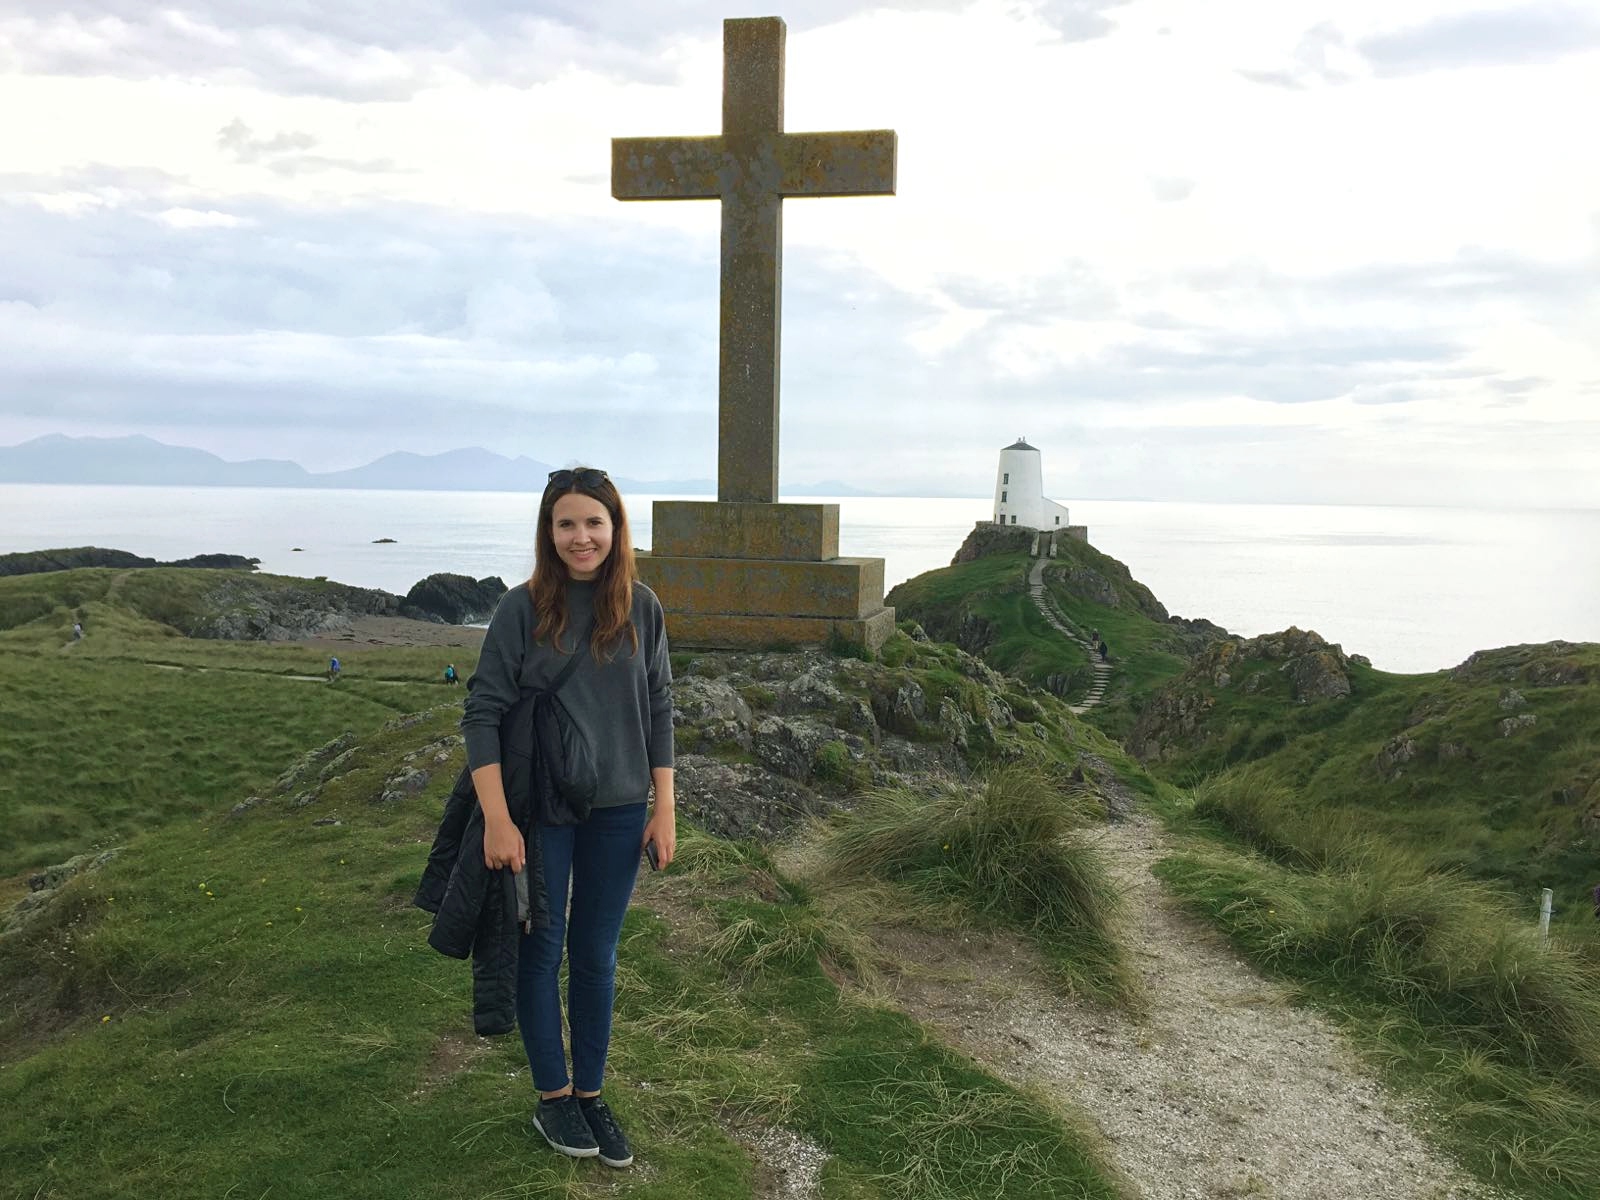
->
[612,16,896,504]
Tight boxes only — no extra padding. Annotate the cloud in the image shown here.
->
[0,1,988,99]
[1359,4,1600,74]
[216,119,399,176]
[1237,21,1360,89]
[1239,5,1600,89]
[1031,0,1133,42]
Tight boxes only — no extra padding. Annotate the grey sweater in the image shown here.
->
[461,581,674,809]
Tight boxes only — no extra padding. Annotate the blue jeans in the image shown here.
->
[517,802,647,1094]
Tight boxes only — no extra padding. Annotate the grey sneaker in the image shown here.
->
[580,1096,634,1168]
[532,1095,599,1158]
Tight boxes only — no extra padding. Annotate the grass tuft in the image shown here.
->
[813,765,1134,1004]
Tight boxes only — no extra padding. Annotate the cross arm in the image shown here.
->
[612,136,726,200]
[778,130,897,198]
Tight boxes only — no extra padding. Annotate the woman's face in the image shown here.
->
[550,492,614,580]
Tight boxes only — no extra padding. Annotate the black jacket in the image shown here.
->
[414,690,548,1036]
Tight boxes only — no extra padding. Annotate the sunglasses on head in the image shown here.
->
[546,468,609,490]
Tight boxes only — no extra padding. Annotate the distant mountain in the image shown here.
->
[0,434,312,487]
[0,434,881,496]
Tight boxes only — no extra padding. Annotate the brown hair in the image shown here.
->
[527,469,639,659]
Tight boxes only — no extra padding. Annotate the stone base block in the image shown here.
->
[650,500,839,561]
[639,554,884,620]
[665,607,897,653]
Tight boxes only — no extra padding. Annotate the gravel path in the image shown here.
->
[880,814,1500,1200]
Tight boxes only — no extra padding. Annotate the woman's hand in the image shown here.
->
[642,807,676,871]
[483,817,526,873]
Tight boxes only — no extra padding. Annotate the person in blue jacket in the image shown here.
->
[460,467,675,1169]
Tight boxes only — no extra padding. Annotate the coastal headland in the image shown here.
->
[2,533,1597,1200]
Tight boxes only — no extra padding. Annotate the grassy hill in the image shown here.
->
[0,568,451,879]
[0,568,1138,1200]
[885,533,1204,735]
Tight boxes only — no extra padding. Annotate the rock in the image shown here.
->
[189,578,400,640]
[872,679,928,737]
[1128,689,1216,762]
[229,795,268,817]
[938,697,969,755]
[0,547,260,577]
[402,735,464,765]
[373,537,397,544]
[165,553,260,570]
[1375,735,1418,781]
[276,732,358,794]
[10,849,122,933]
[378,767,431,804]
[950,523,1036,564]
[1285,650,1352,702]
[1055,564,1119,608]
[1437,740,1472,762]
[1349,653,1372,668]
[399,573,507,625]
[312,817,344,826]
[1497,714,1538,737]
[1072,753,1137,821]
[672,754,835,840]
[383,712,436,733]
[904,621,930,642]
[775,667,846,715]
[751,716,839,783]
[1498,688,1527,711]
[318,747,361,783]
[838,698,881,745]
[672,676,753,750]
[1451,642,1595,688]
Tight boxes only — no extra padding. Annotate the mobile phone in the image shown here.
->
[644,841,661,872]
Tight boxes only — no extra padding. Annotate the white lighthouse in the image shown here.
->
[993,437,1071,529]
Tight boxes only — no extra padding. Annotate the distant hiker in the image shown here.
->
[327,656,341,681]
[1097,639,1108,662]
[443,664,459,686]
[72,622,83,640]
[417,465,673,1170]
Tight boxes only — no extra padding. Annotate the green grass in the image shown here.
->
[0,568,1131,1199]
[1137,643,1600,903]
[1155,766,1600,1200]
[886,554,1088,692]
[0,570,463,878]
[2,713,1130,1200]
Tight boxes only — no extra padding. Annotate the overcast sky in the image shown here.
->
[2,0,1596,503]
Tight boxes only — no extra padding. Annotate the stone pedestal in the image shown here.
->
[638,500,895,651]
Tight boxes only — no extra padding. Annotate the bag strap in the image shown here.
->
[544,618,593,695]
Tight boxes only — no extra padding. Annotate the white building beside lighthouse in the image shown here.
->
[993,437,1074,530]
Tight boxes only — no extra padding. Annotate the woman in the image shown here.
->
[461,466,675,1168]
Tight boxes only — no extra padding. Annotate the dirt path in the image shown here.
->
[879,814,1498,1200]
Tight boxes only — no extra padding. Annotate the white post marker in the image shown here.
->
[1539,888,1553,949]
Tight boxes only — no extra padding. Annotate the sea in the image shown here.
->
[2,483,1596,675]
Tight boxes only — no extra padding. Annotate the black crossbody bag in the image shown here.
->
[530,621,600,826]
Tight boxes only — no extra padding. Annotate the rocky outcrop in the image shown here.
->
[399,573,507,625]
[186,579,400,640]
[950,523,1036,564]
[663,646,1045,840]
[5,849,122,933]
[1127,628,1352,761]
[1450,642,1596,688]
[0,546,260,576]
